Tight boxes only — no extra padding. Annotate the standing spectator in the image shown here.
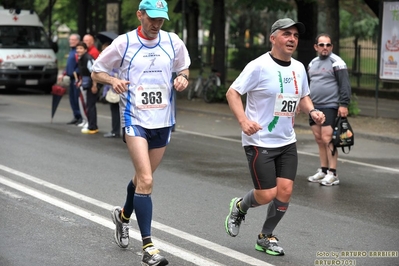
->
[65,33,82,125]
[76,42,98,134]
[100,41,121,138]
[80,34,100,129]
[83,34,100,59]
[224,18,325,256]
[102,67,121,138]
[91,0,190,265]
[307,33,351,186]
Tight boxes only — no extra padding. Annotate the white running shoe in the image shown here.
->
[320,171,340,186]
[77,120,86,127]
[225,197,246,237]
[307,168,326,183]
[82,122,88,129]
[141,246,168,266]
[111,206,129,248]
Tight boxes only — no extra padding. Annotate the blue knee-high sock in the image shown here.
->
[134,193,152,238]
[122,180,136,219]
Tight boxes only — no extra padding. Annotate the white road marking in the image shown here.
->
[0,186,23,200]
[0,165,274,266]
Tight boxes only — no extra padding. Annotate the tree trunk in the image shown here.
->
[212,0,226,85]
[237,14,247,47]
[185,0,200,68]
[325,0,340,55]
[78,0,89,38]
[295,0,318,67]
[206,11,215,65]
[87,1,93,34]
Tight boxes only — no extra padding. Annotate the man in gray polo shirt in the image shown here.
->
[307,33,351,186]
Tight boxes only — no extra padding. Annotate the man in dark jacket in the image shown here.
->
[66,33,82,125]
[76,42,98,134]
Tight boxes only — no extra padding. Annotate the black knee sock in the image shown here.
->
[261,198,289,235]
[239,189,260,213]
[122,180,135,222]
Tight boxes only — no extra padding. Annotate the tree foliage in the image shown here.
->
[340,0,379,38]
[5,0,380,86]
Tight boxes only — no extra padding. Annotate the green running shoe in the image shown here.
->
[225,197,246,237]
[255,234,285,256]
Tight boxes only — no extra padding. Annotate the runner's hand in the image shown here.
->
[173,75,189,92]
[240,120,262,136]
[111,79,130,94]
[311,110,325,125]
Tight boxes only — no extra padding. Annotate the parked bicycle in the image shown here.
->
[187,56,221,103]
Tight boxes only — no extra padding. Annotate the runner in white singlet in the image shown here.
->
[224,18,325,257]
[93,26,189,129]
[91,1,190,265]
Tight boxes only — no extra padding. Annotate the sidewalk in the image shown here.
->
[175,93,399,144]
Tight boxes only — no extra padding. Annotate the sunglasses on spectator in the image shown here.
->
[317,43,332,47]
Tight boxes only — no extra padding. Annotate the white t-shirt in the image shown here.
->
[230,52,310,148]
[92,29,190,129]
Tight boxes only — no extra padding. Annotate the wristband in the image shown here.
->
[177,73,189,81]
[309,109,319,115]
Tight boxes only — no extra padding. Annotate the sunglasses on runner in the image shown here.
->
[317,43,332,47]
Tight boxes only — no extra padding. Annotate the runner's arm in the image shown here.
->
[299,95,325,124]
[174,69,190,91]
[226,88,262,135]
[91,72,129,94]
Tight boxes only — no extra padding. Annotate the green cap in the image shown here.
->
[271,18,305,34]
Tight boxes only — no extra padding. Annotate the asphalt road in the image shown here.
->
[0,92,398,266]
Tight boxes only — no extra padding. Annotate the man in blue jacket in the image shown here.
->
[65,33,82,125]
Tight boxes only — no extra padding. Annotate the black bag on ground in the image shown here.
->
[330,116,354,156]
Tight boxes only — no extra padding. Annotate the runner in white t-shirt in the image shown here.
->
[225,18,325,257]
[91,1,190,265]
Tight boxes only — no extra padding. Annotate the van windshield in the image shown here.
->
[0,26,52,49]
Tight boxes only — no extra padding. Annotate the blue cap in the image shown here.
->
[139,0,169,20]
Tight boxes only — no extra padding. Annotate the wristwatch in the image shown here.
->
[177,73,189,81]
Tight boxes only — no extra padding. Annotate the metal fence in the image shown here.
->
[339,41,378,90]
[201,40,386,90]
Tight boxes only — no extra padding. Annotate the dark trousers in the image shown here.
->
[69,79,81,119]
[86,88,98,130]
[110,103,120,135]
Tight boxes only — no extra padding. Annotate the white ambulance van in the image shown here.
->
[0,6,58,93]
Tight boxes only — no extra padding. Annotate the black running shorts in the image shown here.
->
[244,143,298,190]
[123,125,173,149]
[309,108,338,127]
